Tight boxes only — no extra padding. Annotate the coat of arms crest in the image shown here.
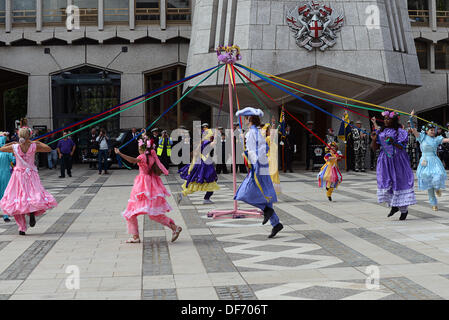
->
[286,1,344,51]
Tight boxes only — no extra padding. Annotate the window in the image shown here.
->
[408,0,429,26]
[0,1,5,24]
[436,40,449,70]
[145,66,210,130]
[12,0,36,24]
[105,0,129,23]
[167,0,191,23]
[51,66,121,135]
[43,0,67,25]
[415,40,428,69]
[73,0,98,25]
[437,0,449,27]
[136,0,160,23]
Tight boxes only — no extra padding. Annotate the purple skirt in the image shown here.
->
[376,149,416,207]
[179,163,217,188]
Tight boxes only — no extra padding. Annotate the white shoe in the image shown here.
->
[126,237,141,243]
[203,199,214,204]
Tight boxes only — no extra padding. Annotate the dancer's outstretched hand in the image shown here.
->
[114,148,120,155]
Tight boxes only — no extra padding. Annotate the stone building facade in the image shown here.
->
[0,1,448,158]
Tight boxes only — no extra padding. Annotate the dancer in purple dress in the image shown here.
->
[177,124,220,204]
[370,111,416,220]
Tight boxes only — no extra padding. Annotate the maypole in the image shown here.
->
[207,45,262,219]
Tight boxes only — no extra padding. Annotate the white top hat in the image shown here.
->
[235,107,264,117]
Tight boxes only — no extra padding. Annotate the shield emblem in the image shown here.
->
[308,19,323,38]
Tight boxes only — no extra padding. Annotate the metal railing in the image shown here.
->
[43,8,66,25]
[104,7,129,23]
[437,10,449,27]
[166,7,191,22]
[408,9,430,26]
[78,8,98,25]
[135,7,160,23]
[12,9,36,24]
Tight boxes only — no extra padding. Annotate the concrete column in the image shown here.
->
[27,75,52,129]
[430,0,437,31]
[5,0,11,33]
[129,0,135,30]
[36,0,42,31]
[120,73,144,129]
[430,42,435,73]
[98,0,104,30]
[160,0,167,30]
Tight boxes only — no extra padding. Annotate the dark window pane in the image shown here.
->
[415,40,428,69]
[436,41,449,70]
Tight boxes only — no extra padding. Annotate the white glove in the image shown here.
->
[280,141,284,146]
[294,145,297,153]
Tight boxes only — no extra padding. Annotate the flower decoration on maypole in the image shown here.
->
[216,45,242,64]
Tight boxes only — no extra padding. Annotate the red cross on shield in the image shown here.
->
[308,20,324,38]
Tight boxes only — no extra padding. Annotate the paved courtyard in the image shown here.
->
[2,166,449,300]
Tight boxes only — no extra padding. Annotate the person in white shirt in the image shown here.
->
[96,128,110,175]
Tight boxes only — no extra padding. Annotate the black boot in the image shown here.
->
[399,211,408,221]
[19,231,25,236]
[328,196,332,202]
[29,213,36,227]
[388,207,399,217]
[262,207,274,225]
[268,223,283,238]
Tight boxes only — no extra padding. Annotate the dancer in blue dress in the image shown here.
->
[409,110,449,211]
[0,134,15,222]
[234,107,283,238]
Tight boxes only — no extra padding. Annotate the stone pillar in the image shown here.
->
[120,73,144,129]
[160,0,167,30]
[36,0,42,31]
[129,0,135,30]
[5,0,11,33]
[430,42,435,73]
[98,0,104,30]
[27,75,52,129]
[430,0,437,31]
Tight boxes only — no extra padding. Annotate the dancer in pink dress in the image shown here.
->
[115,134,182,244]
[0,127,57,235]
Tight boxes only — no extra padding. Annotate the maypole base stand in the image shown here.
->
[207,205,263,219]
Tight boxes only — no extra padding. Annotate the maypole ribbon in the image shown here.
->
[215,66,228,127]
[236,65,407,150]
[237,63,447,131]
[34,65,219,142]
[46,66,217,146]
[234,67,333,150]
[234,66,386,123]
[233,66,273,119]
[237,64,376,137]
[119,64,224,150]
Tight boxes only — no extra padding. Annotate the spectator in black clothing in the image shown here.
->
[96,128,110,175]
[282,125,296,173]
[88,128,98,169]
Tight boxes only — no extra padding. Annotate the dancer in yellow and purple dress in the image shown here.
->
[317,142,343,201]
[178,124,220,204]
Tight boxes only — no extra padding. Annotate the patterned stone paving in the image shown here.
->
[1,166,449,299]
